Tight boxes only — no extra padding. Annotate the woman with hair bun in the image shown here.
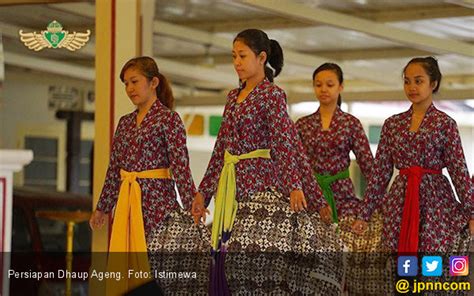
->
[353,57,474,255]
[192,29,344,295]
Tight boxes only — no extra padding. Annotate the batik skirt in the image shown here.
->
[223,189,346,295]
[147,207,211,295]
[338,211,391,296]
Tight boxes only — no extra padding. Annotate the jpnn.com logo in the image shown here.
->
[395,255,471,294]
[19,20,90,51]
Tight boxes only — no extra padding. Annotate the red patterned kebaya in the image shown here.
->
[360,104,473,252]
[199,78,325,211]
[296,106,374,217]
[96,99,196,238]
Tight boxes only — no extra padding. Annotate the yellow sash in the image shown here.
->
[211,149,271,251]
[106,168,171,295]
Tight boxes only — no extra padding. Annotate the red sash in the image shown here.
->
[398,166,441,254]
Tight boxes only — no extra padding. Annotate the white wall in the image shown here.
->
[0,67,94,149]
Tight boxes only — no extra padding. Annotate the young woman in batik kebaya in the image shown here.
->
[295,63,388,295]
[353,57,474,254]
[191,29,344,295]
[296,63,375,231]
[89,57,209,295]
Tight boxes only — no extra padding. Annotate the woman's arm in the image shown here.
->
[164,111,197,211]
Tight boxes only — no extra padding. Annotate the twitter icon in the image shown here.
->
[422,256,443,276]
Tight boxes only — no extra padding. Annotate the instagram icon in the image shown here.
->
[449,256,469,276]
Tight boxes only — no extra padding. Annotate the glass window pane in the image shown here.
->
[25,137,58,157]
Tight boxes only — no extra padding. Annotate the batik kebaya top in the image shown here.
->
[360,104,473,252]
[199,78,325,211]
[96,99,196,237]
[295,107,374,217]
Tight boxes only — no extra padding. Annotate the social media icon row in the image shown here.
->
[397,256,469,277]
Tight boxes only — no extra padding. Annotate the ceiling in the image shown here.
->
[0,0,473,105]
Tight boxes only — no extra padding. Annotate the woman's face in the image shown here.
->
[403,63,436,105]
[232,40,265,82]
[123,67,158,106]
[313,70,343,106]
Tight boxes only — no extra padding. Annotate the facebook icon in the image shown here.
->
[398,256,418,276]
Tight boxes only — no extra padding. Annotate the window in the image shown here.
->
[78,140,93,195]
[24,137,58,191]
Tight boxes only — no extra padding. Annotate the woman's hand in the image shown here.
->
[352,219,368,235]
[191,192,210,224]
[89,210,107,230]
[319,206,333,224]
[469,219,474,236]
[290,190,307,212]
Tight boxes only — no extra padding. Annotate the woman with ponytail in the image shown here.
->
[353,56,474,255]
[296,63,389,295]
[192,29,344,295]
[89,56,209,295]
